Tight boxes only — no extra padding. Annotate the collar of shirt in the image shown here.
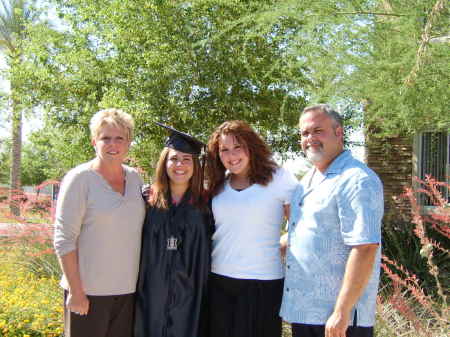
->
[323,149,351,175]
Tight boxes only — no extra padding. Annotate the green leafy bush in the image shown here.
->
[0,243,63,336]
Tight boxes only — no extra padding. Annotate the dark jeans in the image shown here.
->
[292,323,374,337]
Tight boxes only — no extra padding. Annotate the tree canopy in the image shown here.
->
[8,0,450,182]
[16,0,311,177]
[246,0,450,134]
[342,0,449,134]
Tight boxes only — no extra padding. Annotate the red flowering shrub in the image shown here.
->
[378,176,449,337]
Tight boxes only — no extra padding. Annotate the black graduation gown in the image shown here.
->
[134,193,213,337]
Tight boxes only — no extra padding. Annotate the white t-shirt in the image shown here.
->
[211,167,298,280]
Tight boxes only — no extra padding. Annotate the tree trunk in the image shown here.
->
[9,98,22,216]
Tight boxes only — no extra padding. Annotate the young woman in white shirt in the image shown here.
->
[206,120,298,337]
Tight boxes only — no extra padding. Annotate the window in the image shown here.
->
[414,132,450,206]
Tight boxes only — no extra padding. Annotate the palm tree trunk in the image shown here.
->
[9,98,22,216]
[0,1,31,217]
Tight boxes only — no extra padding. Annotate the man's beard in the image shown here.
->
[305,146,325,163]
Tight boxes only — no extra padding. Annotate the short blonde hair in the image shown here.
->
[89,108,134,141]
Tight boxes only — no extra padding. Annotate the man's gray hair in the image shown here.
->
[301,104,343,128]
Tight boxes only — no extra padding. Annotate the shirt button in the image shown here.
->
[287,265,290,269]
[286,288,290,292]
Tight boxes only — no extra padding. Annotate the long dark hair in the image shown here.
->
[206,120,278,197]
[151,147,204,209]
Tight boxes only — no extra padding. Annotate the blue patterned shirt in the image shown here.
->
[280,150,383,327]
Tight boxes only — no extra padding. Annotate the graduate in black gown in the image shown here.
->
[134,124,213,337]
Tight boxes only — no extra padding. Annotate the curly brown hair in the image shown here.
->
[151,148,204,210]
[206,120,278,197]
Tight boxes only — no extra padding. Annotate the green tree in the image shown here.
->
[0,0,38,215]
[233,0,449,133]
[16,0,311,175]
[25,121,93,181]
[347,0,450,134]
[0,133,51,187]
[13,1,449,171]
[0,135,49,186]
[0,135,10,184]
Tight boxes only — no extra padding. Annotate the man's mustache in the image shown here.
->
[305,142,323,150]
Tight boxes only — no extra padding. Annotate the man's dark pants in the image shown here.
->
[292,323,374,337]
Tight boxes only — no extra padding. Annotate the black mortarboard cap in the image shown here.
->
[155,122,205,155]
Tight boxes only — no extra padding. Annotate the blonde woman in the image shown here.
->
[54,109,146,337]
